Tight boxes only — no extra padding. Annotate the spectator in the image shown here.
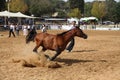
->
[22,24,28,36]
[66,21,77,52]
[27,24,31,33]
[41,24,47,33]
[8,23,16,37]
[15,24,20,36]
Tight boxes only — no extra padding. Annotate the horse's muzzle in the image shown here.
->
[83,34,88,39]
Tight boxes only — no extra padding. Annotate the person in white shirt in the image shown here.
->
[41,24,47,33]
[22,24,28,36]
[27,24,31,33]
[66,21,77,52]
[9,23,16,37]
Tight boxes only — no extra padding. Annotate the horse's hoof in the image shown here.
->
[45,54,49,59]
[45,56,53,61]
[33,50,37,53]
[47,58,51,61]
[49,58,54,61]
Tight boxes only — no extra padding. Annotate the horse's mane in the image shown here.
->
[57,27,80,36]
[57,30,71,36]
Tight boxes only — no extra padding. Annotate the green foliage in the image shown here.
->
[0,0,6,11]
[114,2,120,22]
[29,0,54,16]
[91,1,106,20]
[105,0,117,21]
[50,0,67,17]
[9,0,28,13]
[28,0,68,17]
[67,8,81,18]
[69,0,84,14]
[84,2,92,17]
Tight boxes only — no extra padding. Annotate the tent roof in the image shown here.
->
[14,12,36,18]
[0,11,36,18]
[80,17,98,22]
[0,11,14,17]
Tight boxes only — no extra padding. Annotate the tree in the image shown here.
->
[0,0,6,11]
[29,0,53,17]
[69,0,84,14]
[67,8,82,18]
[84,2,93,17]
[91,1,106,22]
[105,0,117,21]
[51,0,68,17]
[114,2,120,23]
[28,0,68,17]
[9,0,28,13]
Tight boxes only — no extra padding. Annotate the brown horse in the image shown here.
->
[26,27,87,60]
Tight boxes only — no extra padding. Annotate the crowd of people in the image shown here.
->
[8,22,48,38]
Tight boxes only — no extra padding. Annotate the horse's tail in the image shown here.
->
[26,28,37,44]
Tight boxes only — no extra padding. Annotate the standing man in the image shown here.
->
[22,24,28,36]
[41,24,47,33]
[66,21,77,52]
[27,24,31,33]
[8,23,16,37]
[15,23,20,36]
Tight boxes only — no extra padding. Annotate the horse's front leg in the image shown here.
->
[33,45,40,53]
[41,47,47,52]
[33,41,41,53]
[50,48,61,61]
[40,47,50,59]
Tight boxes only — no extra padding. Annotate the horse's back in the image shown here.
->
[35,32,56,44]
[36,32,54,39]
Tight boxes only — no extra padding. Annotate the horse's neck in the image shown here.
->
[63,30,75,43]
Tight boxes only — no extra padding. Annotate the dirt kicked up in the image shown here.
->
[0,30,120,80]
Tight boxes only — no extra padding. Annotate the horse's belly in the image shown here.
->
[43,37,65,51]
[43,44,56,51]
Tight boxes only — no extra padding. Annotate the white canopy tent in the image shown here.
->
[0,11,36,18]
[67,17,79,24]
[80,17,88,22]
[80,17,98,22]
[0,11,14,17]
[87,17,98,21]
[0,11,36,26]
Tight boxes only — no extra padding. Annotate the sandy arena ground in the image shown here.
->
[0,30,120,80]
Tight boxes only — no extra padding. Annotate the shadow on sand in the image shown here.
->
[55,49,107,66]
[72,49,98,53]
[56,58,93,66]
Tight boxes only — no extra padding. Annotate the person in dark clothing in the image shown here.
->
[66,38,75,52]
[15,24,20,36]
[66,21,77,52]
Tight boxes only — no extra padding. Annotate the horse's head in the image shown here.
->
[74,27,88,39]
